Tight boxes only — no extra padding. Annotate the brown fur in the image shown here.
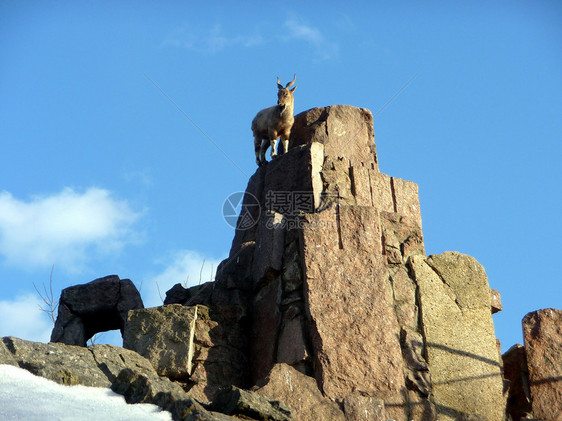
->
[252,75,296,166]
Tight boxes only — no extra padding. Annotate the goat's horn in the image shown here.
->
[285,74,296,88]
[277,77,283,89]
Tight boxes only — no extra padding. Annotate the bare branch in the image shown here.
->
[156,281,163,304]
[199,259,206,286]
[33,265,58,324]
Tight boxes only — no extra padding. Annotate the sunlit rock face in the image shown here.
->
[4,105,524,421]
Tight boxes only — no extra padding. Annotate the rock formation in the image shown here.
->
[157,105,505,420]
[1,104,560,421]
[51,275,144,346]
[521,309,562,420]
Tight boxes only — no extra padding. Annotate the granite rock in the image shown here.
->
[522,308,562,421]
[50,275,143,347]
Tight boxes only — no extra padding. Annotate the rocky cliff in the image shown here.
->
[1,105,560,421]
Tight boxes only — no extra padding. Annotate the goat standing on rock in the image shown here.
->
[252,75,296,166]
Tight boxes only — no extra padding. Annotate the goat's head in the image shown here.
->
[277,75,296,109]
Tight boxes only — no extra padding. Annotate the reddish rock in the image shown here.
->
[391,176,422,230]
[255,363,345,421]
[381,211,425,264]
[369,171,394,212]
[338,205,383,254]
[491,289,502,314]
[350,164,373,206]
[342,394,386,420]
[300,208,407,413]
[503,344,532,421]
[290,105,378,169]
[522,308,562,421]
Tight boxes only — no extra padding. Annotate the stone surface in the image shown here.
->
[0,104,526,421]
[252,211,286,286]
[0,337,17,366]
[503,343,532,421]
[522,308,562,421]
[290,105,378,169]
[276,316,309,367]
[409,253,504,421]
[391,176,422,230]
[369,171,394,212]
[211,385,292,421]
[491,288,502,314]
[389,267,419,330]
[300,207,407,413]
[123,304,198,379]
[51,275,143,347]
[400,329,431,397]
[188,305,249,405]
[250,277,283,384]
[0,336,155,387]
[342,394,386,420]
[381,211,424,264]
[111,368,237,421]
[254,363,344,421]
[230,142,324,254]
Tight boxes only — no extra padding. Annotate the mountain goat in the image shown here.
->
[252,75,296,166]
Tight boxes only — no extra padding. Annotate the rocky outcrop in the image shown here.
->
[51,275,143,346]
[409,253,504,420]
[0,336,292,421]
[0,336,155,387]
[254,363,345,421]
[210,386,291,421]
[289,105,378,170]
[503,344,533,420]
[9,104,556,421]
[522,308,562,421]
[124,304,248,405]
[158,105,505,420]
[123,304,198,379]
[111,368,241,421]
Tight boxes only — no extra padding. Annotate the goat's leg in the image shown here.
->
[254,136,262,166]
[271,138,278,159]
[259,139,269,165]
[282,139,289,155]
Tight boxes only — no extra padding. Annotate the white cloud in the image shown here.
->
[163,24,263,53]
[283,19,339,60]
[142,250,222,308]
[0,293,53,342]
[284,19,324,44]
[0,188,141,271]
[123,168,154,188]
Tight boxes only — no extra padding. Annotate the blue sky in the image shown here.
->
[0,1,560,351]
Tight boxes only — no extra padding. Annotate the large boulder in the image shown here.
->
[409,253,504,421]
[522,308,562,421]
[50,275,143,346]
[111,368,238,421]
[290,105,378,169]
[300,207,409,420]
[123,304,248,404]
[210,385,292,421]
[254,363,345,421]
[503,344,533,420]
[123,304,198,379]
[0,336,155,387]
